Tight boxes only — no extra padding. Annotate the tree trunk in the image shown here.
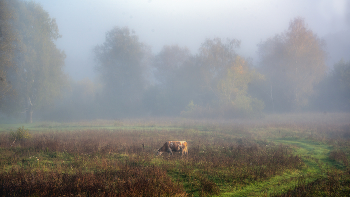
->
[25,109,32,123]
[26,97,33,123]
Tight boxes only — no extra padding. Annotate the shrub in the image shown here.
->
[9,126,32,143]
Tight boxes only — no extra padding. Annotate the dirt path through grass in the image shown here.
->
[221,138,333,196]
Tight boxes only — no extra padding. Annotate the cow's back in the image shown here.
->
[157,141,188,156]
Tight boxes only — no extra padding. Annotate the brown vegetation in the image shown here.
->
[0,115,349,196]
[0,166,186,196]
[0,126,302,196]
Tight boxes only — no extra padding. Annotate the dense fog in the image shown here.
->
[0,0,350,122]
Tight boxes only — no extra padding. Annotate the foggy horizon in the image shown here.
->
[33,0,350,81]
[1,0,350,122]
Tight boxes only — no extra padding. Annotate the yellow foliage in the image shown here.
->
[218,55,264,109]
[9,126,32,142]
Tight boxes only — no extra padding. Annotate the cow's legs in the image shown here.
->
[167,147,173,155]
[182,148,188,156]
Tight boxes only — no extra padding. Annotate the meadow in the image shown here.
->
[0,113,349,196]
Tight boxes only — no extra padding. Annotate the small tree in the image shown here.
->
[9,126,31,145]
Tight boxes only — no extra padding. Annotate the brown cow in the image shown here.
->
[157,141,188,156]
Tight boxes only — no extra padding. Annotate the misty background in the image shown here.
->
[34,0,350,80]
[0,0,350,122]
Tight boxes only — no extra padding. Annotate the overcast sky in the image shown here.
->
[33,0,350,80]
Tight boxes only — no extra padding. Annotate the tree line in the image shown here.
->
[0,0,349,122]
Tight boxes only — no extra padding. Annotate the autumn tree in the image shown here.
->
[0,0,16,107]
[94,27,149,117]
[258,17,327,111]
[181,38,264,118]
[198,38,241,104]
[0,1,67,122]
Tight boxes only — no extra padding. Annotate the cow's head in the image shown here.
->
[156,149,163,156]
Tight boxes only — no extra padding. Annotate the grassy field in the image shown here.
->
[0,113,349,196]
